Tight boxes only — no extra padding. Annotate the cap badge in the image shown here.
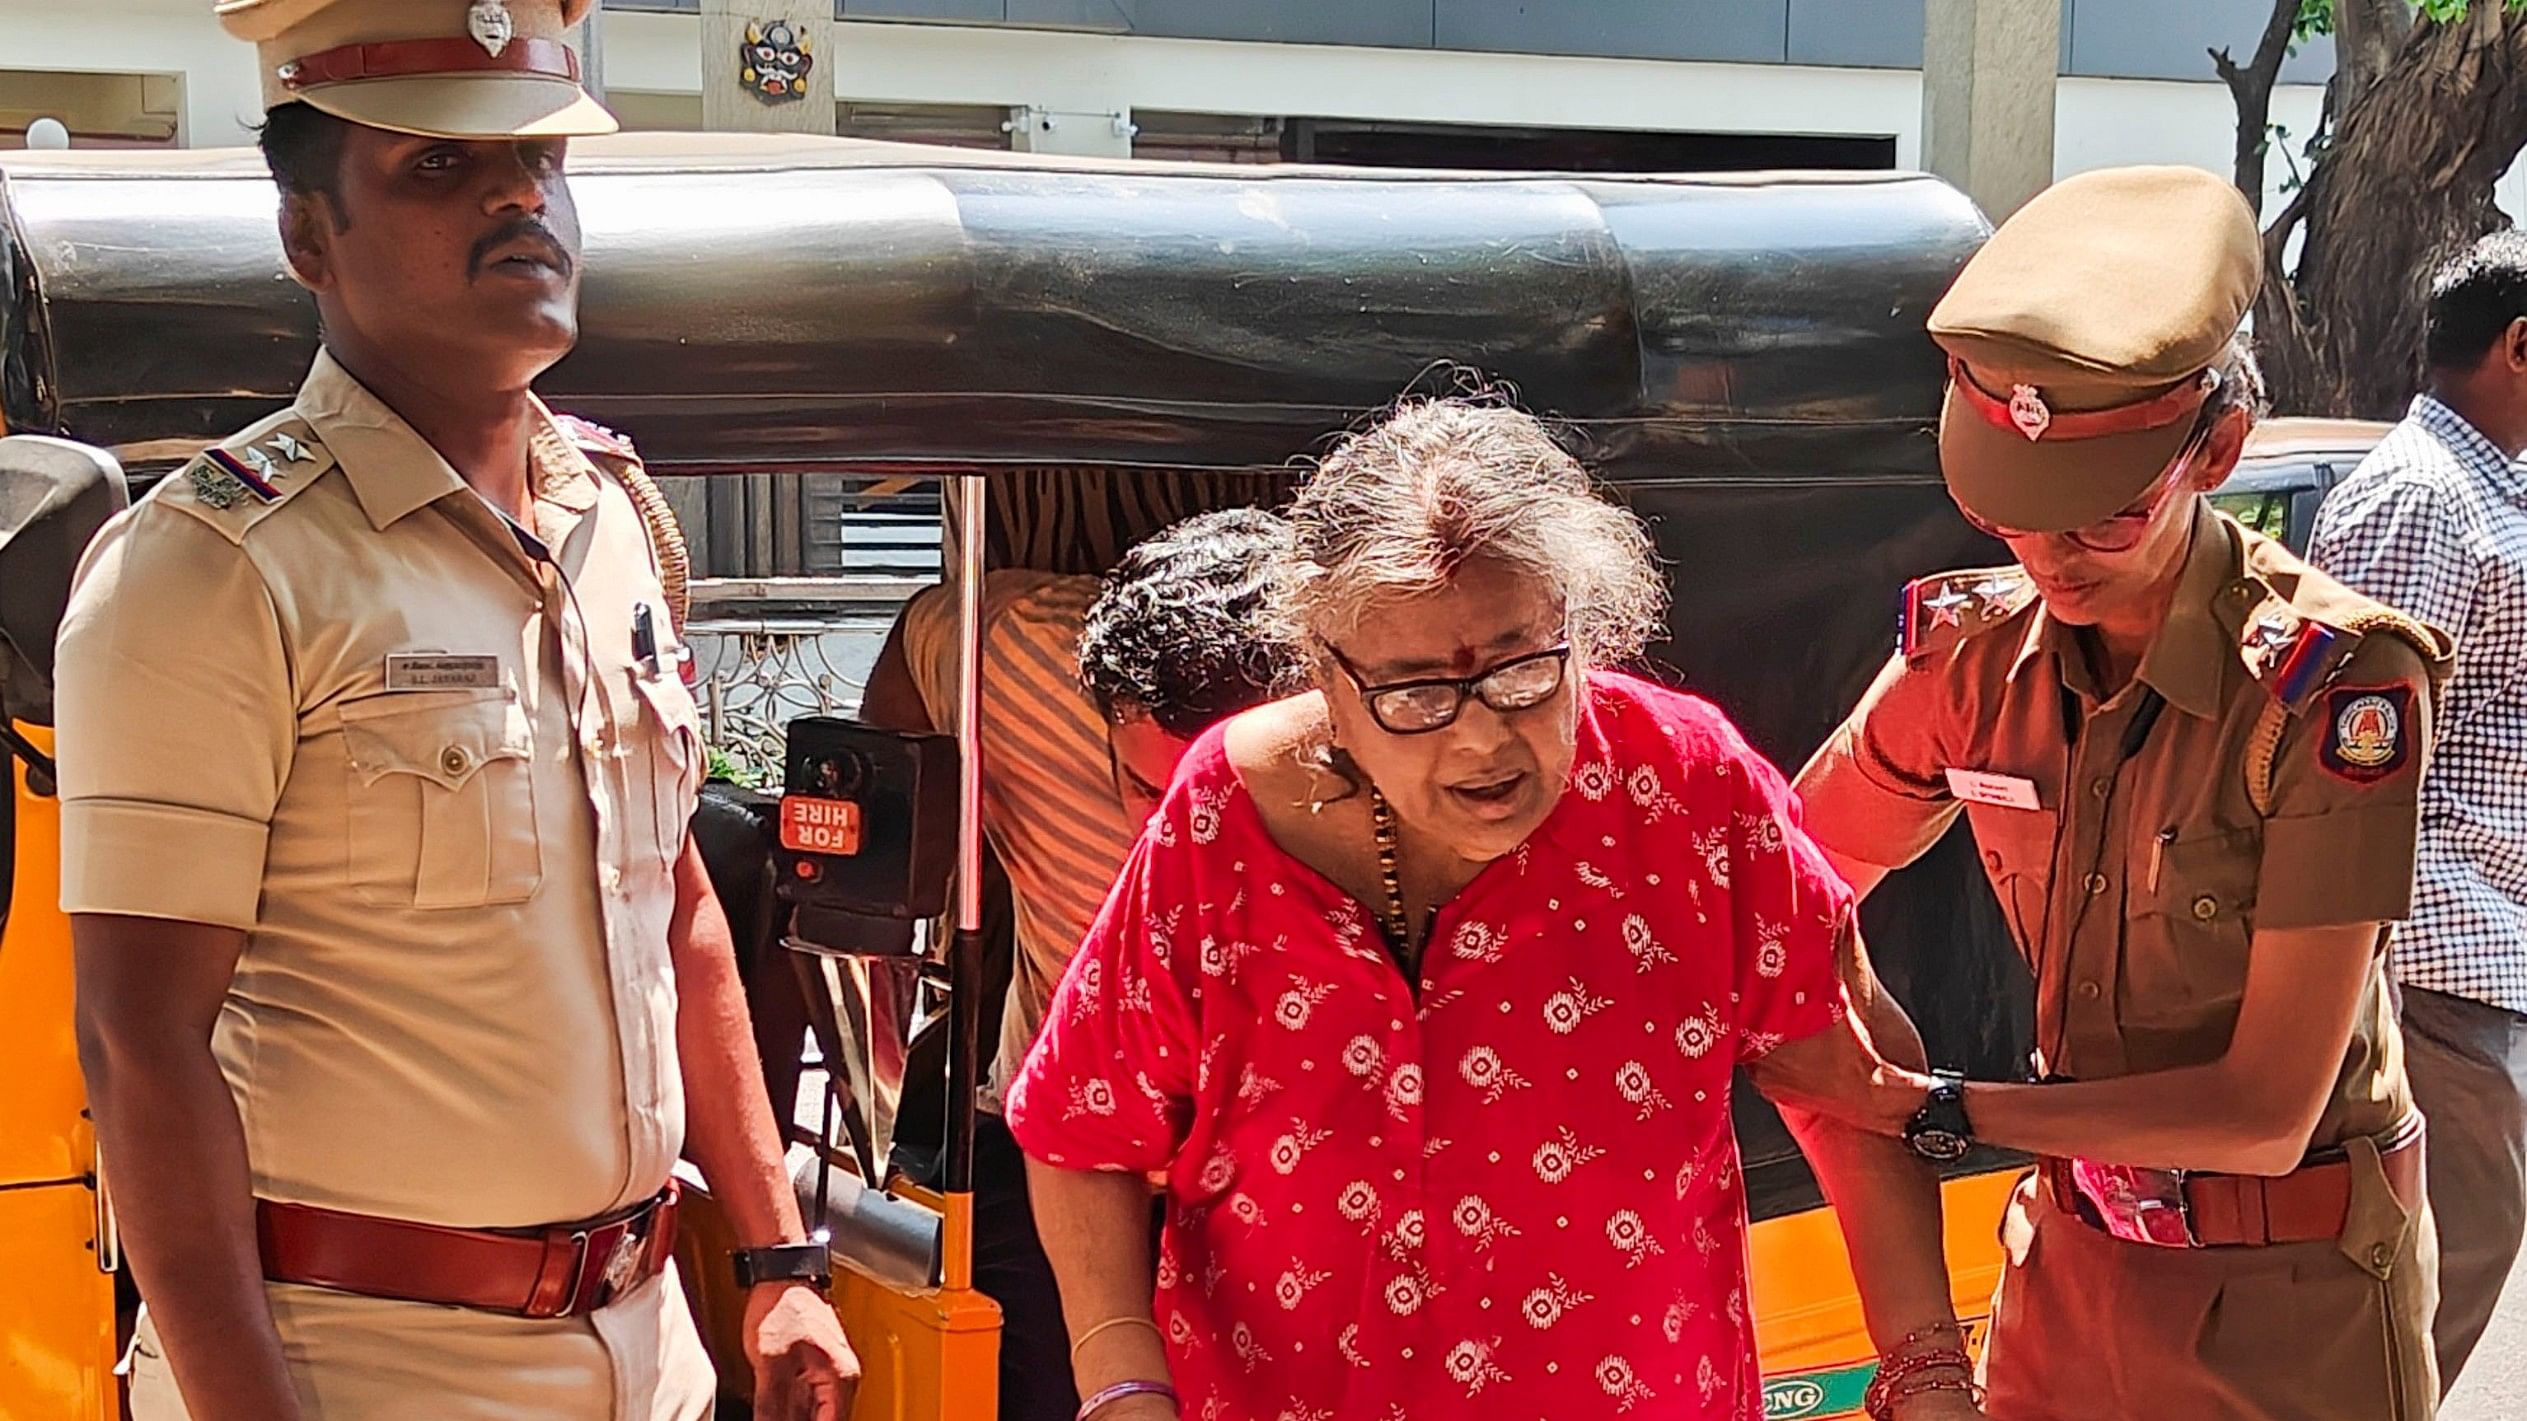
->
[2007,384,2052,442]
[468,0,516,58]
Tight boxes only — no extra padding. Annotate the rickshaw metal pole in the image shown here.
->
[942,472,987,1293]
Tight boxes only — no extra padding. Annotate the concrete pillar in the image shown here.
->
[1003,105,1137,160]
[700,0,835,135]
[1922,0,2059,221]
[569,1,605,106]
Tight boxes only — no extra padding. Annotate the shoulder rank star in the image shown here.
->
[264,430,312,466]
[1901,575,1999,657]
[1969,575,2020,619]
[1921,585,1973,629]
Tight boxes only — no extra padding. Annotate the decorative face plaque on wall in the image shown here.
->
[740,19,814,104]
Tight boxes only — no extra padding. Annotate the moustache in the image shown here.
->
[468,221,575,278]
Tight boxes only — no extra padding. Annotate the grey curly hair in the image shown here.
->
[1269,395,1667,669]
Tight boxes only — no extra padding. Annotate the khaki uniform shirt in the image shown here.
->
[1799,504,2445,1139]
[1795,504,2452,1420]
[58,352,715,1421]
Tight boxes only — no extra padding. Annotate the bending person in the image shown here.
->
[1009,397,1978,1421]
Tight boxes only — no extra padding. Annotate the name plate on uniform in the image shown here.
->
[1944,767,2043,811]
[384,654,502,691]
[780,797,865,857]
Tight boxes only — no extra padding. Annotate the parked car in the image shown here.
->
[2212,417,2393,555]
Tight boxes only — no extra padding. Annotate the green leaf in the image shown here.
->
[705,744,761,788]
[2294,0,2334,40]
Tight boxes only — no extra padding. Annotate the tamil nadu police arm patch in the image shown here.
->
[2319,684,2415,783]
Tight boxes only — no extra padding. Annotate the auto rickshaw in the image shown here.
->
[2,134,2034,1421]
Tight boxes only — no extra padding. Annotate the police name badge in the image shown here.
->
[1945,768,2043,811]
[384,654,502,691]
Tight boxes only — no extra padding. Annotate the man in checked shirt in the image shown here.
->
[2309,230,2527,1391]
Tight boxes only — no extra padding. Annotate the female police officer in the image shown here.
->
[1793,167,2451,1420]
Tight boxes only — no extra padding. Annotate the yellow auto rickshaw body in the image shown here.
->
[1,727,117,1421]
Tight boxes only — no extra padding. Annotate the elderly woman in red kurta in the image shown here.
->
[1007,397,1979,1421]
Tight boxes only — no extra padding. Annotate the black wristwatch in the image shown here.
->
[731,1242,832,1292]
[1904,1069,1974,1163]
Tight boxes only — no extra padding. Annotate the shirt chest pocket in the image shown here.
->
[2121,826,2259,1025]
[631,671,703,861]
[1966,803,2058,953]
[341,689,542,909]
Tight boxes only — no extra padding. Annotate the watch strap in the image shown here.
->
[732,1242,832,1291]
[1934,1071,1970,1126]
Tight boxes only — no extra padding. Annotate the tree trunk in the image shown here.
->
[2256,4,2527,416]
[2213,0,2304,214]
[2332,0,2412,105]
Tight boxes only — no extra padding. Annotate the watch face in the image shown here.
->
[1910,1129,1971,1163]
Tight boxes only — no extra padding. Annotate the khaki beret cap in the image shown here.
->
[1931,166,2262,534]
[216,0,615,140]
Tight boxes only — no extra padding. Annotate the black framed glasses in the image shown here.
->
[1326,643,1572,735]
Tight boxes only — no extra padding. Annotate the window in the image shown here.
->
[2209,490,2292,543]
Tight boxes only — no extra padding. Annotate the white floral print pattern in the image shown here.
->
[1005,674,1852,1421]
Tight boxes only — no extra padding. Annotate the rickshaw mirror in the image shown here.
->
[0,434,126,730]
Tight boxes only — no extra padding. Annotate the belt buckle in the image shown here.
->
[596,1222,649,1301]
[547,1191,666,1318]
[2068,1158,2201,1248]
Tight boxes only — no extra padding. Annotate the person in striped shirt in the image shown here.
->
[861,508,1298,1421]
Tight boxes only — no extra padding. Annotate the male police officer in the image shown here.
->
[1796,167,2450,1418]
[59,3,857,1417]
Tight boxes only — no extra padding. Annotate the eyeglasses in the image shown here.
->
[1325,643,1572,736]
[1960,429,2206,553]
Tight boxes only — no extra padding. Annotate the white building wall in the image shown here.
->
[1,0,260,148]
[587,14,1932,165]
[2056,76,2329,222]
[5,3,2520,218]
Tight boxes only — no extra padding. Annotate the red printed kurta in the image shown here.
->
[1007,674,1849,1421]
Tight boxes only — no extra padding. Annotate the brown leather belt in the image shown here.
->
[2044,1117,2424,1248]
[257,1182,679,1318]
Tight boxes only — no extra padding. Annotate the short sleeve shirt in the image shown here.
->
[2307,395,2527,1011]
[1007,673,1848,1421]
[1796,505,2445,1147]
[56,351,714,1419]
[898,572,1138,1106]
